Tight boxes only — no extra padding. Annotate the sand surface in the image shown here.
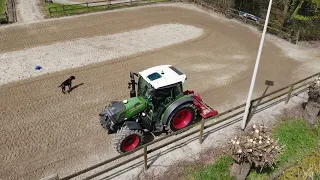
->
[15,0,44,23]
[0,24,203,85]
[0,3,318,180]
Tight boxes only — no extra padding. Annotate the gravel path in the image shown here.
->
[0,24,203,85]
[265,35,320,79]
[15,0,44,23]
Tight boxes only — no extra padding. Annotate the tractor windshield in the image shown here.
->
[138,75,154,100]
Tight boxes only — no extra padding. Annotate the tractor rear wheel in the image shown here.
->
[167,103,197,132]
[114,125,144,153]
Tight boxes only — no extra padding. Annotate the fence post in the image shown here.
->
[289,32,292,43]
[11,0,16,22]
[285,85,294,104]
[225,9,232,19]
[295,30,300,44]
[6,11,8,23]
[106,0,110,9]
[143,145,148,171]
[63,5,65,15]
[130,0,132,5]
[199,118,205,144]
[86,2,89,11]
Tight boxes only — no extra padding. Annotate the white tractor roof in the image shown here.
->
[139,65,187,89]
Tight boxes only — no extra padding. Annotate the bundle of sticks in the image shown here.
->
[229,124,283,172]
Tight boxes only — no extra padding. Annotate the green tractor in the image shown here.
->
[99,65,218,153]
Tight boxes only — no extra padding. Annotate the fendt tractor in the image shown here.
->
[99,65,219,153]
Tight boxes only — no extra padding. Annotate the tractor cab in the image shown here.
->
[133,65,187,115]
[99,65,218,153]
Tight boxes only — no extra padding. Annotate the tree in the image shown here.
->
[290,0,319,20]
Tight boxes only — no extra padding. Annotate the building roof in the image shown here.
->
[139,65,186,89]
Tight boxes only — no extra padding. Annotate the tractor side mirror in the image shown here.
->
[129,72,138,78]
[129,72,138,97]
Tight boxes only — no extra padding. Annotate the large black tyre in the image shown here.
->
[113,125,144,153]
[167,103,197,133]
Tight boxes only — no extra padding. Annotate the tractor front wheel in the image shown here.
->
[167,103,196,132]
[114,125,144,153]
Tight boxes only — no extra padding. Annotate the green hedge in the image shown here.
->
[0,0,6,14]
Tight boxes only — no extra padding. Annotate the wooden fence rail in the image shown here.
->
[41,72,319,180]
[48,0,172,16]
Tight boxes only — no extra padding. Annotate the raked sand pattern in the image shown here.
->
[0,24,203,85]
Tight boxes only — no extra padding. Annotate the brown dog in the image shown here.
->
[58,76,75,93]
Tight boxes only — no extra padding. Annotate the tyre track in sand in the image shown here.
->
[0,9,180,53]
[0,4,303,180]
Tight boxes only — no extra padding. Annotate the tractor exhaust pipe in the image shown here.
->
[129,72,138,98]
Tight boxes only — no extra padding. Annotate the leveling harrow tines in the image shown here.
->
[99,65,219,153]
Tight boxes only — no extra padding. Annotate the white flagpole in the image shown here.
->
[241,0,274,130]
